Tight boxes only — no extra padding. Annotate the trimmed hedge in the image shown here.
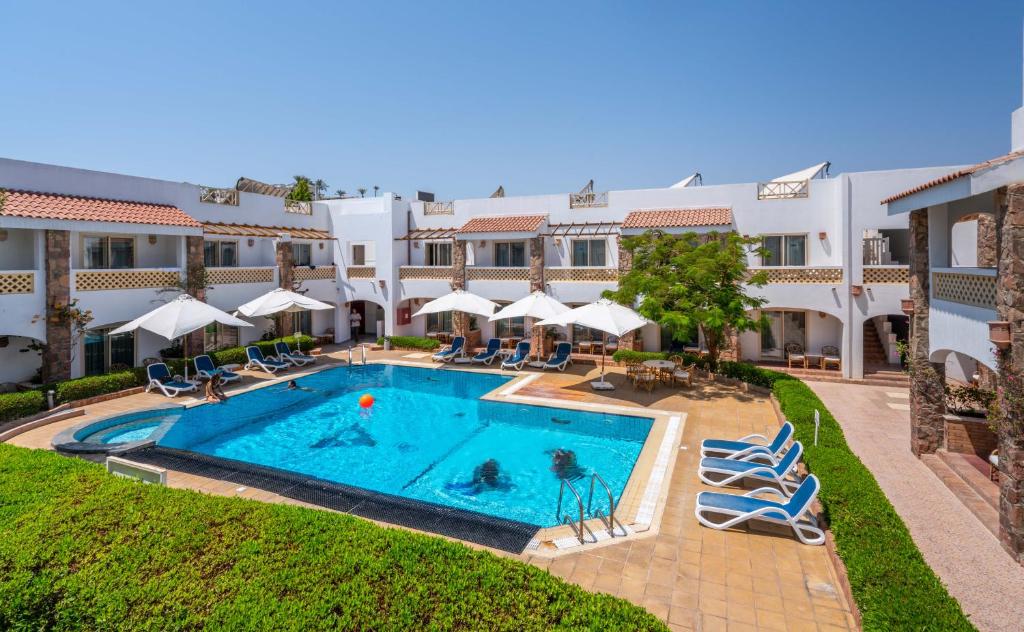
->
[611,350,671,363]
[0,444,666,630]
[54,371,140,404]
[379,335,442,351]
[770,378,972,630]
[0,390,45,423]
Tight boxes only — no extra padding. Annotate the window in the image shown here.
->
[83,329,135,376]
[291,311,312,335]
[493,303,525,338]
[203,323,239,352]
[571,239,607,267]
[425,241,452,266]
[292,243,312,266]
[494,241,526,267]
[426,311,453,333]
[761,235,806,266]
[352,244,366,265]
[83,236,134,269]
[203,241,238,267]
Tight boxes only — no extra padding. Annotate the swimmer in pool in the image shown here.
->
[550,448,586,481]
[445,458,512,494]
[286,379,313,392]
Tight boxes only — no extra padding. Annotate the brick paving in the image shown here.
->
[807,381,1024,632]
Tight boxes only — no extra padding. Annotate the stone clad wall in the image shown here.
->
[908,209,946,455]
[529,236,545,354]
[450,240,468,337]
[185,235,206,356]
[41,230,71,382]
[274,239,294,338]
[616,235,637,351]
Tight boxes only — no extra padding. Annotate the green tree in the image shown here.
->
[288,176,313,202]
[334,189,347,198]
[357,187,367,198]
[605,230,768,369]
[313,179,329,200]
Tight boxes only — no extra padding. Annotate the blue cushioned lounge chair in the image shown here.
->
[699,442,804,495]
[145,362,198,398]
[472,338,501,365]
[193,355,241,384]
[244,346,290,373]
[501,340,531,370]
[432,336,465,362]
[542,342,572,371]
[694,475,824,545]
[274,341,315,367]
[700,421,794,465]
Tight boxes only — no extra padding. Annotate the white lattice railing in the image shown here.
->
[546,267,618,282]
[285,200,312,215]
[294,266,336,281]
[207,267,275,285]
[757,180,809,200]
[423,201,454,215]
[467,267,530,281]
[199,187,240,206]
[399,266,454,280]
[863,265,909,284]
[0,271,34,294]
[750,266,843,284]
[346,266,376,279]
[933,268,997,310]
[569,191,609,208]
[74,268,180,292]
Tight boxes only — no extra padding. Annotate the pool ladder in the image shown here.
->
[347,345,367,366]
[555,473,622,545]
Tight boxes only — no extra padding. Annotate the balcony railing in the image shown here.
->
[199,187,240,206]
[569,191,609,208]
[933,268,997,310]
[346,266,376,279]
[294,266,336,281]
[208,267,276,285]
[285,200,312,215]
[0,271,34,294]
[863,265,909,284]
[74,268,180,292]
[862,236,893,265]
[546,267,618,282]
[467,266,530,281]
[423,201,454,215]
[399,266,453,280]
[750,266,843,284]
[756,180,809,200]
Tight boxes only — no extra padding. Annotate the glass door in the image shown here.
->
[760,311,805,359]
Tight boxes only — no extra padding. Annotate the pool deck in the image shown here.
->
[6,348,857,631]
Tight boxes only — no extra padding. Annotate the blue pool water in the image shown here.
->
[156,365,653,526]
[76,412,174,445]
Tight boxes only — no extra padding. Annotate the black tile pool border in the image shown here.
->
[125,446,541,554]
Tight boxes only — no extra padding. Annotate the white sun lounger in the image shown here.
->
[244,346,290,374]
[699,442,804,495]
[145,362,198,398]
[700,421,794,465]
[694,475,825,545]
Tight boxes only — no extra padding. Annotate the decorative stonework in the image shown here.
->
[42,230,71,383]
[0,272,34,294]
[208,267,275,285]
[908,209,946,456]
[755,267,843,284]
[933,271,997,309]
[451,241,468,336]
[344,266,374,280]
[399,266,453,280]
[863,265,909,284]
[466,267,530,281]
[529,236,545,357]
[275,238,294,337]
[546,268,619,282]
[978,213,997,268]
[74,269,180,292]
[294,266,337,281]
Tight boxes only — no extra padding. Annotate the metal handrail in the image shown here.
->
[587,472,617,538]
[347,345,368,365]
[556,478,586,544]
[361,345,367,365]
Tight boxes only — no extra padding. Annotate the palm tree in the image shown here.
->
[358,188,367,198]
[373,185,380,197]
[334,189,346,198]
[313,179,328,200]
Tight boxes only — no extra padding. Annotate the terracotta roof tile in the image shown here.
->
[457,214,546,234]
[881,150,1024,204]
[621,207,733,229]
[203,222,333,240]
[0,189,200,227]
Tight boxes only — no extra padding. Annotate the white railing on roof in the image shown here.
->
[199,187,240,206]
[863,236,892,265]
[757,180,809,200]
[285,200,312,215]
[569,191,609,208]
[423,201,454,215]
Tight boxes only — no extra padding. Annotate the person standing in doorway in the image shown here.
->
[349,308,362,343]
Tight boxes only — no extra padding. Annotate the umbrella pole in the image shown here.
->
[601,331,607,384]
[182,335,189,383]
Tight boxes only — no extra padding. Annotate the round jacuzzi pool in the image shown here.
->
[54,409,182,454]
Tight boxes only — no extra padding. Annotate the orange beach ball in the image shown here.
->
[358,393,375,409]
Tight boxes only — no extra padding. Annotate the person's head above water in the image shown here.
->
[287,380,298,389]
[474,459,500,485]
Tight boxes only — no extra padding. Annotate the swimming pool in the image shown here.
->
[149,364,653,527]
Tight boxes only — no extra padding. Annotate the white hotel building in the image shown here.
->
[0,156,957,386]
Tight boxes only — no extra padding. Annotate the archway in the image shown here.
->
[862,313,910,378]
[344,299,386,345]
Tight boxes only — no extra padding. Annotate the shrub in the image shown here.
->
[0,444,666,631]
[0,391,44,423]
[379,335,441,351]
[54,371,140,404]
[714,360,796,389]
[610,350,670,363]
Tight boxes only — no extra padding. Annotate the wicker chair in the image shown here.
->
[673,363,695,387]
[625,361,642,383]
[633,366,657,392]
[785,342,806,369]
[821,345,841,371]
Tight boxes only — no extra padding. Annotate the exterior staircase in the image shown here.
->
[921,450,1000,537]
[861,321,909,387]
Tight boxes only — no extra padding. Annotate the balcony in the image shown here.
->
[569,191,608,209]
[199,187,240,206]
[294,266,336,282]
[423,201,454,216]
[0,271,35,294]
[863,265,909,284]
[207,267,275,285]
[73,268,180,292]
[399,266,453,280]
[933,268,997,310]
[546,267,618,282]
[750,266,843,284]
[756,180,809,200]
[285,200,312,215]
[467,267,529,281]
[346,266,376,279]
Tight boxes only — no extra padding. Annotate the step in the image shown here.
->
[921,453,999,537]
[937,450,999,511]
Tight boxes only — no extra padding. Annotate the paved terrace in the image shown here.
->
[8,349,856,631]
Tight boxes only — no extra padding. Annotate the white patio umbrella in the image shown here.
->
[235,288,334,345]
[413,290,498,342]
[489,290,569,360]
[110,294,252,382]
[537,298,647,390]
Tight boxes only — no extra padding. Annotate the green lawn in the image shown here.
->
[0,444,665,631]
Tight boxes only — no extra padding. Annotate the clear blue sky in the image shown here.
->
[2,1,1022,198]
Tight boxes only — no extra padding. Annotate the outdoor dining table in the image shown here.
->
[643,359,676,383]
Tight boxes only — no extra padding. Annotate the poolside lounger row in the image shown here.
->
[435,337,573,372]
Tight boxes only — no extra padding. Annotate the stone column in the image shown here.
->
[529,236,545,355]
[616,235,637,351]
[451,239,468,337]
[977,212,998,268]
[185,235,206,356]
[995,184,1024,563]
[41,230,72,383]
[908,209,946,456]
[275,238,294,338]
